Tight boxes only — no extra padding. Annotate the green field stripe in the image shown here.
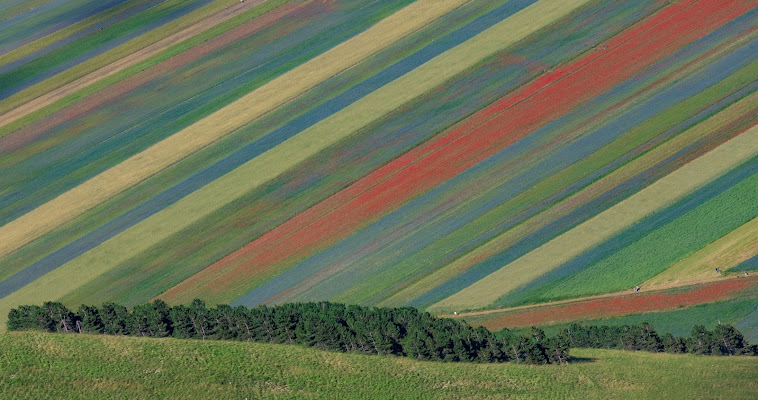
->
[346,55,758,307]
[0,0,156,69]
[481,294,758,338]
[0,0,291,139]
[383,64,758,308]
[645,215,758,288]
[430,124,758,312]
[0,0,593,329]
[0,0,297,283]
[0,0,56,24]
[0,0,469,261]
[0,0,251,118]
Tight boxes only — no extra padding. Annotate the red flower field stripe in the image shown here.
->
[459,276,758,331]
[187,0,704,268]
[160,0,755,304]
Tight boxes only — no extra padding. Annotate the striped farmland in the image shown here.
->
[0,0,756,337]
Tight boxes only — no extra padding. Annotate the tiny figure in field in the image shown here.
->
[715,268,722,275]
[453,311,459,316]
[634,285,640,293]
[745,271,749,277]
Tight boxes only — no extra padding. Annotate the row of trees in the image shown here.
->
[10,301,754,362]
[551,323,758,356]
[7,300,568,364]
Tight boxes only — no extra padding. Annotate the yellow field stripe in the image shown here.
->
[0,0,469,260]
[431,124,758,312]
[0,0,594,329]
[645,216,758,288]
[383,70,758,308]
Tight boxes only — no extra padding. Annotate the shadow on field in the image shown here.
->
[568,357,597,364]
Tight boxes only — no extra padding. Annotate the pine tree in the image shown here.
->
[169,305,194,339]
[688,325,713,355]
[638,323,663,353]
[662,333,686,354]
[188,299,213,340]
[43,302,75,333]
[210,304,237,340]
[712,324,747,355]
[7,305,44,331]
[132,300,171,337]
[546,335,570,364]
[101,303,132,335]
[77,304,104,334]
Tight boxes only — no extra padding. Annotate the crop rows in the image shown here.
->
[0,0,756,333]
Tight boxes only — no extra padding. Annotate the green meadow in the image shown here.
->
[2,331,758,399]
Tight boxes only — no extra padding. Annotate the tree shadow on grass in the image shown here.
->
[568,357,597,364]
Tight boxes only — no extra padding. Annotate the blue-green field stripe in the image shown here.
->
[0,0,126,53]
[237,31,758,308]
[0,0,165,76]
[498,154,758,307]
[0,0,215,100]
[0,0,539,301]
[0,0,412,223]
[733,255,758,272]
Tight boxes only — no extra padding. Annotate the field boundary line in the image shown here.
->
[0,0,268,130]
[432,123,758,312]
[0,0,469,260]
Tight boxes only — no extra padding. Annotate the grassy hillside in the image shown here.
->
[2,332,758,399]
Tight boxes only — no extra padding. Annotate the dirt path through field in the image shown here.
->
[0,0,266,130]
[447,275,758,330]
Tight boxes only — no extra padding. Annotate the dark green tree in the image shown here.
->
[688,325,713,355]
[76,304,103,334]
[6,305,47,331]
[43,302,75,333]
[712,324,747,355]
[546,335,570,364]
[662,333,686,354]
[132,300,171,337]
[638,322,663,353]
[101,303,132,335]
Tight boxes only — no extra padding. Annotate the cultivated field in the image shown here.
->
[0,0,756,339]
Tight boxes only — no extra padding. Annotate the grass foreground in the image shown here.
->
[2,332,757,399]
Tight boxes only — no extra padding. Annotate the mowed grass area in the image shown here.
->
[2,332,757,399]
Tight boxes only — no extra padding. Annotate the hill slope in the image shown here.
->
[0,0,756,333]
[2,332,758,399]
